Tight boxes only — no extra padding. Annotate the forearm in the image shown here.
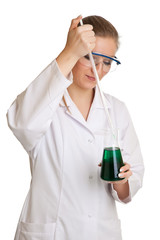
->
[113,181,129,201]
[56,48,79,77]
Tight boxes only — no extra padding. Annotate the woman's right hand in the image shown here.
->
[64,15,96,59]
[56,16,96,77]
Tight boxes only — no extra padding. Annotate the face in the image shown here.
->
[72,36,117,90]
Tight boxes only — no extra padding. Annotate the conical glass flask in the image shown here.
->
[100,129,125,181]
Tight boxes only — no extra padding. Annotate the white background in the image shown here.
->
[0,0,160,239]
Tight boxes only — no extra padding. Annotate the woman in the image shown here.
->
[7,15,144,240]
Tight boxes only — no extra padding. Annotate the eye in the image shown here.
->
[84,54,90,60]
[104,60,112,66]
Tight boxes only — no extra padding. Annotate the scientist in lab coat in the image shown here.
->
[7,15,144,240]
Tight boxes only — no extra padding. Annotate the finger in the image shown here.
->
[76,31,95,53]
[80,30,96,44]
[119,170,132,179]
[78,24,93,32]
[88,36,96,44]
[120,163,131,173]
[89,42,96,52]
[80,29,95,37]
[69,15,82,30]
[82,36,96,51]
[81,31,96,45]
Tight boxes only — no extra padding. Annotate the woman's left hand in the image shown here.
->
[98,162,132,185]
[114,163,132,185]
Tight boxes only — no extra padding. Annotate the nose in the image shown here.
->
[95,62,104,73]
[91,62,103,79]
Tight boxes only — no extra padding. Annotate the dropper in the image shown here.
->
[80,19,116,139]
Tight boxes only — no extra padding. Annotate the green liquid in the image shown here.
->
[100,147,124,181]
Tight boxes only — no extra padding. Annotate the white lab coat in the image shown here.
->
[7,59,144,240]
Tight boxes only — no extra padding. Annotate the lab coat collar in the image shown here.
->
[92,85,111,109]
[59,86,111,135]
[59,85,111,110]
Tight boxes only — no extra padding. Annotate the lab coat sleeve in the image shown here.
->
[7,59,73,152]
[110,103,144,204]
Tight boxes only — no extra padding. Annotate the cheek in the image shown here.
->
[72,62,81,73]
[99,72,107,80]
[72,62,86,78]
[72,67,82,84]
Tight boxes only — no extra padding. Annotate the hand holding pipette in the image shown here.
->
[56,15,96,77]
[68,15,96,58]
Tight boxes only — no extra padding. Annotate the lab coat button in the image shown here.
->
[89,175,93,179]
[88,139,93,143]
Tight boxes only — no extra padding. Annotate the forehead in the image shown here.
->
[93,36,117,56]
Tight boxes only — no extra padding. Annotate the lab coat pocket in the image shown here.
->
[18,221,56,240]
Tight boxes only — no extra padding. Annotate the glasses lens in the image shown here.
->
[109,60,118,72]
[79,54,120,72]
[93,55,119,73]
[102,58,112,72]
[79,55,92,67]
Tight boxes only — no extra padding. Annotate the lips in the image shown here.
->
[86,75,96,81]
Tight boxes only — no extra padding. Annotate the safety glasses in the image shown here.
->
[79,52,121,72]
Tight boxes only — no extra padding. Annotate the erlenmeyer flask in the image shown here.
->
[100,129,124,181]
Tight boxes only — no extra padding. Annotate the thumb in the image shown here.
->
[69,15,82,30]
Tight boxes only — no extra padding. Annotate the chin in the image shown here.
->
[82,82,97,90]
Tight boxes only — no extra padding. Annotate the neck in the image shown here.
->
[67,83,95,105]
